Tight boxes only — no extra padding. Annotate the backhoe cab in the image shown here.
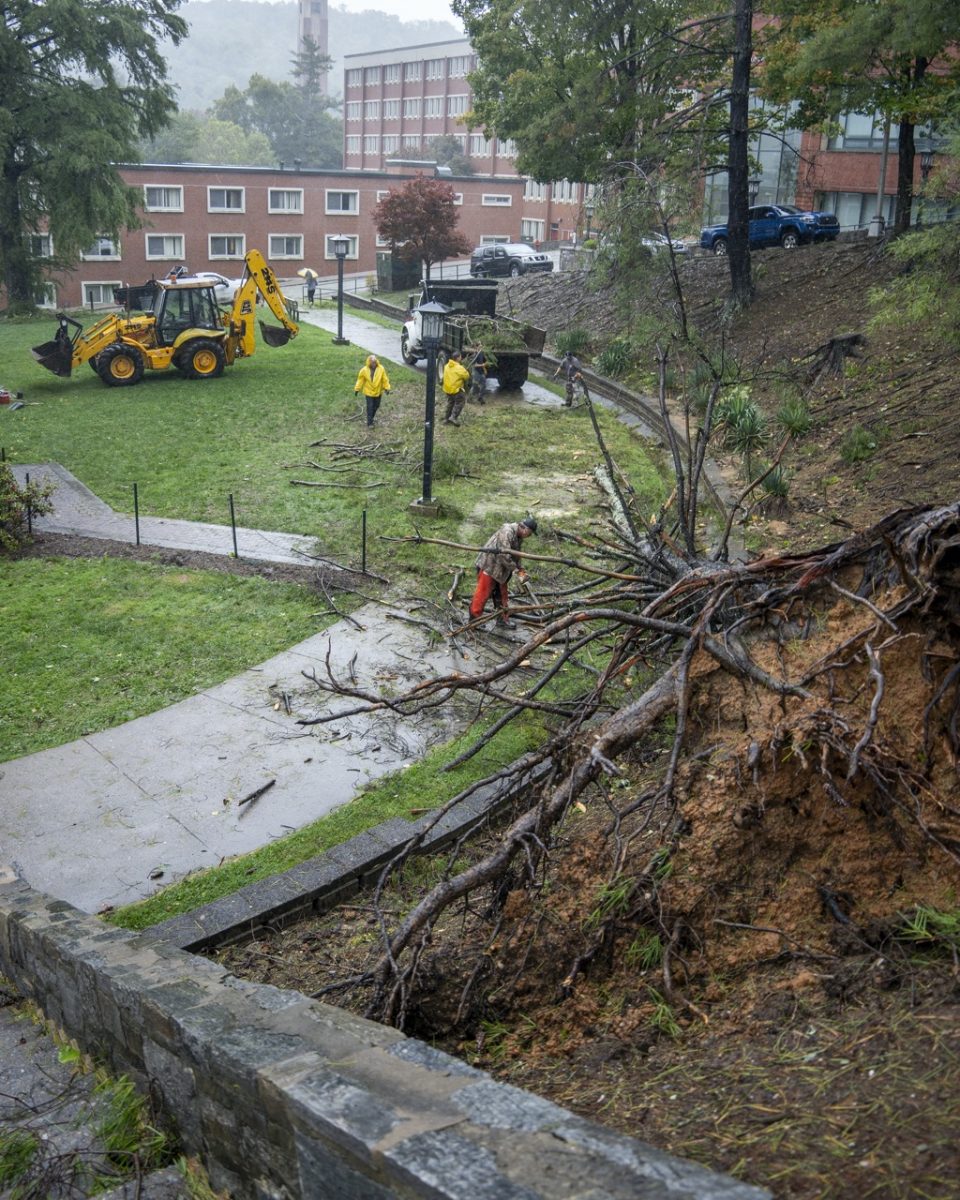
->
[32,249,298,388]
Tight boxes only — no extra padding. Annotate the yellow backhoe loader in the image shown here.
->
[32,249,299,388]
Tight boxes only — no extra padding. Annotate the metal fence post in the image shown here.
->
[229,493,239,558]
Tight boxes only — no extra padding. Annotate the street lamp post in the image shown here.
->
[748,177,762,206]
[918,150,935,228]
[411,300,449,516]
[331,235,350,345]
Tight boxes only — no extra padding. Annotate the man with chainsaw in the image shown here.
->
[468,516,538,629]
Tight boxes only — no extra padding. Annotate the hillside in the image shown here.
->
[505,239,960,552]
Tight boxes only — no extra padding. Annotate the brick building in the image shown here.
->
[43,161,525,311]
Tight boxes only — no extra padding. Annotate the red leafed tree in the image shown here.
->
[373,175,471,284]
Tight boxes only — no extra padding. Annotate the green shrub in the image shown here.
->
[776,395,812,438]
[761,464,789,499]
[554,327,592,357]
[0,462,53,554]
[594,337,634,378]
[840,425,877,464]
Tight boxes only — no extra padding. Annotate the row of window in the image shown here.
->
[345,56,475,88]
[345,134,517,157]
[346,95,472,120]
[36,232,362,264]
[144,185,359,215]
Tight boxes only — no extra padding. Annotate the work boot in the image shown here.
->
[495,615,514,629]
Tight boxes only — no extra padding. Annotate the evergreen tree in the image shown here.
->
[0,0,187,312]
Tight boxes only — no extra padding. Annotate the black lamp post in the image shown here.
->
[917,150,935,228]
[749,176,762,206]
[413,300,449,513]
[584,200,595,242]
[331,235,350,345]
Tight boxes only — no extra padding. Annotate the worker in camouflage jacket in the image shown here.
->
[469,516,538,628]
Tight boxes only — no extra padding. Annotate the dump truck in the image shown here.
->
[32,249,298,388]
[400,278,545,390]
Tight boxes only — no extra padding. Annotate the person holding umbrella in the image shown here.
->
[298,268,319,306]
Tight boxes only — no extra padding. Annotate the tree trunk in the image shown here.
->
[727,0,754,306]
[893,56,927,236]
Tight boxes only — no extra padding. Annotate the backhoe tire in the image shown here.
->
[97,343,145,388]
[179,339,226,380]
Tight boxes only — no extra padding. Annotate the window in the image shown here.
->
[403,97,421,118]
[497,139,517,157]
[482,194,511,206]
[424,96,443,118]
[144,185,183,212]
[375,231,390,247]
[524,179,547,202]
[346,68,362,87]
[209,234,245,258]
[384,63,400,83]
[521,218,545,242]
[828,111,895,152]
[326,190,359,214]
[364,66,380,84]
[364,100,380,119]
[383,99,400,119]
[480,234,509,244]
[818,191,896,231]
[30,233,53,257]
[447,94,468,116]
[35,283,57,309]
[403,61,421,81]
[402,135,420,151]
[268,188,303,214]
[146,233,184,259]
[363,135,379,153]
[552,179,576,202]
[81,236,120,260]
[382,135,400,154]
[346,135,361,154]
[82,281,121,307]
[376,190,391,201]
[452,192,463,205]
[208,187,244,213]
[325,234,358,259]
[449,55,470,77]
[470,134,492,156]
[426,58,445,80]
[269,234,303,258]
[346,101,361,120]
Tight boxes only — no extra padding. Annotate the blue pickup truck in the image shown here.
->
[700,204,840,256]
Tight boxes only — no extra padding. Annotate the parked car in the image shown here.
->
[699,205,840,256]
[194,271,245,301]
[470,243,554,278]
[641,231,689,255]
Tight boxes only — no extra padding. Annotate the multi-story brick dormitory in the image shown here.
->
[39,161,526,311]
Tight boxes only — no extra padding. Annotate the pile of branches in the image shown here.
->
[298,476,960,1027]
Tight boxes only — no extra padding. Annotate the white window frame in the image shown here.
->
[81,281,122,307]
[364,66,380,84]
[482,194,512,206]
[470,134,492,156]
[345,135,361,154]
[452,192,464,205]
[268,233,303,258]
[208,234,245,259]
[268,188,304,214]
[382,135,400,154]
[81,236,121,261]
[325,189,359,215]
[345,101,361,121]
[424,96,443,118]
[383,99,400,119]
[426,58,445,80]
[384,63,401,84]
[447,94,468,116]
[449,56,469,77]
[145,233,184,260]
[363,135,379,153]
[403,97,421,118]
[364,100,380,120]
[143,185,183,212]
[403,61,422,82]
[497,139,517,157]
[345,68,362,87]
[30,233,54,258]
[524,179,547,201]
[480,234,510,244]
[402,135,420,151]
[324,234,358,260]
[376,189,391,201]
[207,186,245,213]
[35,282,57,309]
[521,218,545,241]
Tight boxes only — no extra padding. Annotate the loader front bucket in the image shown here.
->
[259,320,292,348]
[31,335,74,377]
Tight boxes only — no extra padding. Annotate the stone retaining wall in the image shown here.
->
[0,871,770,1200]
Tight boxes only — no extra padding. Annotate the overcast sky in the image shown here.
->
[333,0,463,25]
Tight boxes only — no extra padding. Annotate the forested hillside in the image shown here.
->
[165,0,461,110]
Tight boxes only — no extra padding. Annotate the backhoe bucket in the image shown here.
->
[31,336,74,377]
[259,320,292,348]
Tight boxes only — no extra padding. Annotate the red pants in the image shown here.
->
[469,571,508,619]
